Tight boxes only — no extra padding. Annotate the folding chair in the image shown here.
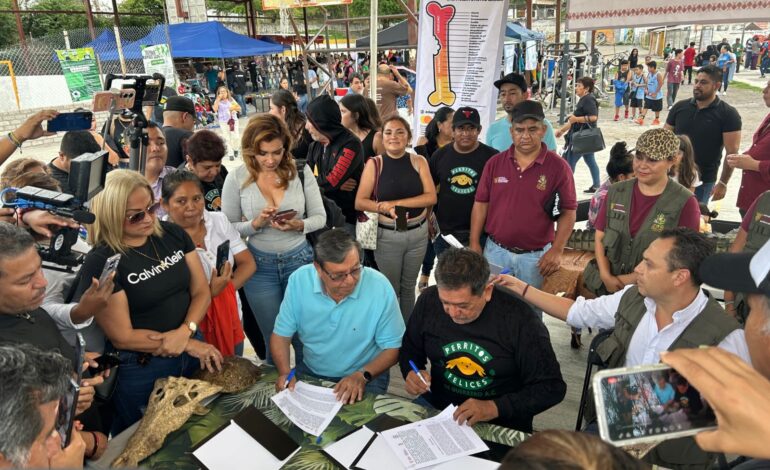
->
[575,328,614,431]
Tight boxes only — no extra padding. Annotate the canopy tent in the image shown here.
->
[98,22,285,61]
[257,35,291,49]
[53,29,119,62]
[505,22,545,42]
[356,20,545,48]
[566,0,770,30]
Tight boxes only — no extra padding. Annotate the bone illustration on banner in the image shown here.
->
[426,1,456,107]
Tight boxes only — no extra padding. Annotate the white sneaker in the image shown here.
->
[667,105,672,111]
[723,91,727,96]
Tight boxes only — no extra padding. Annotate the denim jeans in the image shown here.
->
[666,83,680,107]
[233,93,248,116]
[297,93,309,113]
[374,223,429,320]
[564,148,601,187]
[695,182,715,204]
[296,361,390,395]
[243,242,313,364]
[484,238,551,318]
[110,348,199,435]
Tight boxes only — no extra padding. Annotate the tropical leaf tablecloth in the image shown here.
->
[131,368,529,469]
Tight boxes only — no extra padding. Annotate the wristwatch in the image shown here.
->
[359,370,372,383]
[187,321,198,337]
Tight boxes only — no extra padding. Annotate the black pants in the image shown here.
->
[238,287,266,359]
[684,66,693,84]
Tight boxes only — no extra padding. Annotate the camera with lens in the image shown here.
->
[2,151,108,269]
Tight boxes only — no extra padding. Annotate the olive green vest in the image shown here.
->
[745,190,770,253]
[583,179,692,295]
[735,190,770,323]
[592,286,740,470]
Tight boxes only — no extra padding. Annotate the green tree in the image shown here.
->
[0,0,19,47]
[22,0,88,39]
[119,0,164,27]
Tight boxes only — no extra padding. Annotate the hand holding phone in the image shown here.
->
[395,206,408,231]
[215,241,230,276]
[99,254,120,285]
[271,209,298,224]
[87,354,120,375]
[47,112,93,132]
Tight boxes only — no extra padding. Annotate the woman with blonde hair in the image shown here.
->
[74,169,222,435]
[221,114,325,363]
[213,85,242,160]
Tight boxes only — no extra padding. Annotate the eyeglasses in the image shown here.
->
[321,264,363,282]
[126,203,160,224]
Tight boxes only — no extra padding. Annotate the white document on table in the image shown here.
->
[378,405,489,470]
[271,381,343,436]
[192,420,298,470]
[355,434,497,470]
[323,427,376,469]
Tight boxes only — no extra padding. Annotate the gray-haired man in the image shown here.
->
[0,344,86,468]
[271,229,405,404]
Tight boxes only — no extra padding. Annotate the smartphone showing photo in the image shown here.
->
[593,364,717,447]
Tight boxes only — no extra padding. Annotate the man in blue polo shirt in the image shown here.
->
[271,229,405,404]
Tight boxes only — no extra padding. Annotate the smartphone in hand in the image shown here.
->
[47,112,93,132]
[57,333,85,448]
[271,209,298,223]
[99,254,121,285]
[395,206,408,231]
[216,241,230,276]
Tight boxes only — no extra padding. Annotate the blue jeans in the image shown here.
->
[297,93,309,113]
[564,148,601,187]
[695,182,715,204]
[484,238,550,318]
[243,242,313,364]
[233,94,248,116]
[296,361,390,396]
[110,348,199,435]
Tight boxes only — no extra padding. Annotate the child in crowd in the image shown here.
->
[636,61,663,126]
[213,86,242,160]
[629,64,646,121]
[613,60,631,121]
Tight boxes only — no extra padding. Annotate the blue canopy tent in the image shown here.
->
[53,29,119,62]
[257,35,291,50]
[99,22,285,61]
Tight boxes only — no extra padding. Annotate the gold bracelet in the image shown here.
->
[7,132,21,148]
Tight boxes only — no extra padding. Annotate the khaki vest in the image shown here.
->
[745,190,770,253]
[583,179,692,295]
[595,286,740,470]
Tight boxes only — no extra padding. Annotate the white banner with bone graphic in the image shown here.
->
[413,0,509,145]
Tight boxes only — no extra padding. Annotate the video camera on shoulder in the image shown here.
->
[1,151,108,269]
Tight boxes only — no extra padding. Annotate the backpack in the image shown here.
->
[295,159,346,245]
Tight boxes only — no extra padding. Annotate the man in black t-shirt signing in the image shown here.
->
[665,65,742,204]
[400,249,566,433]
[429,107,497,256]
[162,96,196,168]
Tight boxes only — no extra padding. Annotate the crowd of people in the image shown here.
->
[0,48,769,469]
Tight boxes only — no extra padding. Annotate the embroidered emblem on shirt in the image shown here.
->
[651,212,667,232]
[536,174,547,191]
[611,203,626,214]
[448,167,478,194]
[493,176,509,184]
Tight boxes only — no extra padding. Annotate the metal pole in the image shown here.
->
[525,0,532,29]
[344,5,351,49]
[555,0,560,44]
[369,0,378,102]
[63,30,71,49]
[559,37,569,125]
[302,7,309,44]
[111,0,121,26]
[84,0,96,39]
[9,0,24,46]
[114,25,127,75]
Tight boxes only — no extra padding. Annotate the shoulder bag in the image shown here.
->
[356,156,381,250]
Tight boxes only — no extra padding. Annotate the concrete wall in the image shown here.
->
[0,75,75,114]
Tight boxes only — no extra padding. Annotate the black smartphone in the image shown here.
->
[47,112,93,132]
[87,353,120,375]
[57,333,85,448]
[271,209,297,223]
[593,364,717,446]
[216,240,230,276]
[395,206,408,231]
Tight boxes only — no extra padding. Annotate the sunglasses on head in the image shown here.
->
[126,203,160,224]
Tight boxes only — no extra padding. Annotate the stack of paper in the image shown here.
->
[271,381,344,436]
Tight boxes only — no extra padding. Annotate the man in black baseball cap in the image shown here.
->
[162,96,196,167]
[429,106,498,256]
[484,73,557,152]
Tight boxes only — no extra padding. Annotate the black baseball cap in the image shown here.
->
[164,96,196,115]
[699,239,770,296]
[453,106,481,128]
[510,100,545,123]
[494,72,528,93]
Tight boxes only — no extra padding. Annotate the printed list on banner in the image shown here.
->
[412,0,509,144]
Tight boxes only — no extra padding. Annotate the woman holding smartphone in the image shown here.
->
[75,170,223,435]
[355,115,437,319]
[162,171,256,357]
[221,114,325,363]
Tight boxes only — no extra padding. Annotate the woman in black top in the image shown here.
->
[340,93,383,160]
[555,76,602,194]
[76,169,222,435]
[355,116,437,319]
[629,48,639,68]
[414,106,454,159]
[269,89,311,161]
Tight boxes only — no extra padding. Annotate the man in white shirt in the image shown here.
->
[495,227,746,468]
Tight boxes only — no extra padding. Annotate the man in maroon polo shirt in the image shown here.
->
[470,101,577,312]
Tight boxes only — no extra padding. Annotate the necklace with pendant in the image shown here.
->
[130,237,168,269]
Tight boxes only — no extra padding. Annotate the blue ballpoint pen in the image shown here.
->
[500,268,511,275]
[284,368,296,389]
[408,360,429,387]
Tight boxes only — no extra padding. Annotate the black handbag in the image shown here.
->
[570,121,606,155]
